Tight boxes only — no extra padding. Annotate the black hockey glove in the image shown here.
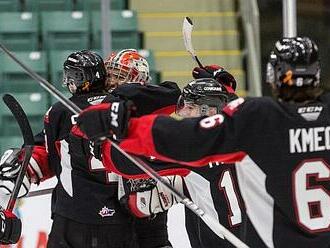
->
[192,65,237,92]
[0,149,31,200]
[0,207,22,244]
[77,101,135,142]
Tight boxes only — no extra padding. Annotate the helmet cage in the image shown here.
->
[63,65,90,87]
[176,91,228,116]
[105,50,150,89]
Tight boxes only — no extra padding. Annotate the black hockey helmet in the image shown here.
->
[266,37,320,88]
[63,50,107,94]
[176,78,229,116]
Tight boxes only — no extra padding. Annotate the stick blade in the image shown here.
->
[2,94,34,146]
[182,16,196,57]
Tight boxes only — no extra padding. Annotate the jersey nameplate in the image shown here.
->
[289,126,330,153]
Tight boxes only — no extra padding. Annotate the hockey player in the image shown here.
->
[104,49,178,248]
[104,49,151,91]
[113,76,245,248]
[0,49,180,247]
[77,37,330,247]
[175,78,245,248]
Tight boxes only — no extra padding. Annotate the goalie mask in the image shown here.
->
[176,78,229,118]
[63,50,107,94]
[266,37,320,88]
[104,49,150,90]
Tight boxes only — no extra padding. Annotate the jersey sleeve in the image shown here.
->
[115,98,248,167]
[101,140,191,179]
[111,81,181,116]
[44,103,72,174]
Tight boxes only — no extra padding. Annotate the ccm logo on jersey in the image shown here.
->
[110,102,120,127]
[298,106,323,113]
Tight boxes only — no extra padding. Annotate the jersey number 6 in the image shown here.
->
[293,159,330,233]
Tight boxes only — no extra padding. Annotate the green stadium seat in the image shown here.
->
[91,10,141,50]
[0,0,21,12]
[0,12,39,51]
[24,0,73,11]
[74,0,126,10]
[0,51,47,92]
[0,92,48,136]
[0,136,23,154]
[41,11,89,51]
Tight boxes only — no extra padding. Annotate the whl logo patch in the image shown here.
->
[98,206,116,217]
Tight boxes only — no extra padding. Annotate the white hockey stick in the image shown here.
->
[0,43,249,248]
[182,16,205,68]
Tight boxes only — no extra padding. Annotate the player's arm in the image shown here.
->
[77,98,246,167]
[0,144,54,203]
[111,81,181,116]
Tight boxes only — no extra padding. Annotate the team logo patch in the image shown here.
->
[297,106,323,121]
[98,206,116,217]
[87,95,106,105]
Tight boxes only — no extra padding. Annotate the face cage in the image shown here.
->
[176,95,227,117]
[63,66,94,93]
[106,61,149,89]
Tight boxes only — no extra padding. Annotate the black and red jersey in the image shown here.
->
[102,93,330,247]
[41,81,181,225]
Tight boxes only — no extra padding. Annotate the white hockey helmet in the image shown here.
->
[104,49,150,90]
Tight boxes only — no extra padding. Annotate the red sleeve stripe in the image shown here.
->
[120,115,246,167]
[151,105,176,115]
[71,125,88,139]
[102,140,191,179]
[222,97,245,117]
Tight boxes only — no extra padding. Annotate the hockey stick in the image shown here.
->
[2,94,34,212]
[182,17,205,69]
[0,44,249,248]
[27,188,53,198]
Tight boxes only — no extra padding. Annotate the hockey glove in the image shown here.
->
[0,149,31,202]
[192,65,237,92]
[118,175,184,218]
[0,207,22,244]
[77,101,134,142]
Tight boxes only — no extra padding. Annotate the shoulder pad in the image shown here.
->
[159,81,180,90]
[222,97,245,117]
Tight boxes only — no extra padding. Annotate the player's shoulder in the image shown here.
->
[223,96,277,117]
[112,81,180,97]
[158,81,181,91]
[245,96,279,110]
[319,91,330,103]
